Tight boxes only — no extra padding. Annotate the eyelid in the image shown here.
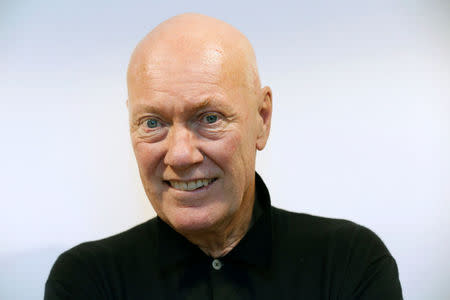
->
[139,115,164,126]
[199,111,223,120]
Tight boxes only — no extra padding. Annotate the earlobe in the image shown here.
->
[256,86,272,151]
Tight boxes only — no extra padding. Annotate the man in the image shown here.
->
[45,13,402,299]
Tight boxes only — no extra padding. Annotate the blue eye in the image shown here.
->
[146,119,159,128]
[204,114,218,124]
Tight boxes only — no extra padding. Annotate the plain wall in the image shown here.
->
[1,0,449,299]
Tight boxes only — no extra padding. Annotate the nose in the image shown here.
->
[163,125,203,169]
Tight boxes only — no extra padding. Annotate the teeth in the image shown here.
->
[169,178,215,191]
[188,181,196,190]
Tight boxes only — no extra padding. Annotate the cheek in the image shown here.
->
[222,133,241,157]
[133,142,165,214]
[210,131,241,162]
[133,141,164,177]
[204,129,253,176]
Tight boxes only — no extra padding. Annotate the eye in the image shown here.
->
[136,116,166,142]
[146,118,160,128]
[202,113,219,124]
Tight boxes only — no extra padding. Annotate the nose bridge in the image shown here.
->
[164,123,203,168]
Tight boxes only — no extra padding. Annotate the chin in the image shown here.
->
[166,206,225,234]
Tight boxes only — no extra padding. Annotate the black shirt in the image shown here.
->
[45,173,403,299]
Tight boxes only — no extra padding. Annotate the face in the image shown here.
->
[128,46,268,234]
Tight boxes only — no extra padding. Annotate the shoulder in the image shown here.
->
[271,206,391,259]
[271,206,361,237]
[270,207,402,298]
[45,218,159,298]
[47,218,158,284]
[67,217,157,258]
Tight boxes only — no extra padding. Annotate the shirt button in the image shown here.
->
[212,259,222,270]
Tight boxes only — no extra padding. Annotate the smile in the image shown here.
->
[167,178,217,191]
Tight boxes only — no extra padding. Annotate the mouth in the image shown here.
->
[164,178,218,191]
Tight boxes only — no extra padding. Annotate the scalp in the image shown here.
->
[127,13,261,100]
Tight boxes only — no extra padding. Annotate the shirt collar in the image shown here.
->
[156,172,272,272]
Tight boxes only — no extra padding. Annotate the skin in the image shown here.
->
[127,13,272,258]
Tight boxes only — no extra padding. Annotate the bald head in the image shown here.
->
[127,13,261,101]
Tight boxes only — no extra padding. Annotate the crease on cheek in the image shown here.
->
[221,132,240,155]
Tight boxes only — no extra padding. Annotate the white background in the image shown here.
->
[1,0,449,299]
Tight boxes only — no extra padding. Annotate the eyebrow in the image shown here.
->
[131,97,234,116]
[190,98,236,113]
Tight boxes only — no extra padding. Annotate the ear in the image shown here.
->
[256,86,272,151]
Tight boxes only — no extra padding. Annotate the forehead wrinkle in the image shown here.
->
[129,69,224,105]
[129,39,225,87]
[130,57,224,98]
[145,68,221,86]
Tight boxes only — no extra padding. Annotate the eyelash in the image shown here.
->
[138,112,224,133]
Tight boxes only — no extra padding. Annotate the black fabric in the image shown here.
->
[45,173,403,299]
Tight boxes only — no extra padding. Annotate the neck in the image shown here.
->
[183,191,255,258]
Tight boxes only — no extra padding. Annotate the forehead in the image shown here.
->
[129,39,254,93]
[129,65,228,107]
[130,54,224,97]
[130,68,245,110]
[128,65,244,118]
[135,42,223,76]
[127,39,256,116]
